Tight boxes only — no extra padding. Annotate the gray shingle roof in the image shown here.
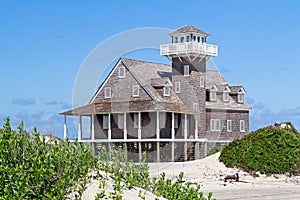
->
[169,25,210,36]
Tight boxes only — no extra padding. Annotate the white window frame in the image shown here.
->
[184,65,189,76]
[174,37,178,43]
[133,113,139,128]
[210,119,221,131]
[180,37,184,43]
[117,114,124,129]
[240,120,245,132]
[238,93,244,103]
[210,91,216,101]
[193,103,198,110]
[104,87,111,99]
[163,86,170,97]
[132,85,139,97]
[118,67,125,78]
[103,115,109,129]
[227,120,232,132]
[175,82,180,93]
[200,76,205,88]
[223,92,229,102]
[159,112,166,129]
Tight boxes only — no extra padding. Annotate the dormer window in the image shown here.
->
[210,85,218,101]
[184,65,189,76]
[238,93,244,103]
[119,67,125,78]
[210,91,216,101]
[223,92,229,102]
[163,86,170,97]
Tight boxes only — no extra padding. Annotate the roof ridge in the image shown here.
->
[120,57,170,67]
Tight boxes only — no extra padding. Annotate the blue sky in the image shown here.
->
[1,0,300,137]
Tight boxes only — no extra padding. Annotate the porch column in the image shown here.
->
[171,112,175,139]
[156,112,160,162]
[63,114,67,139]
[78,115,82,141]
[156,112,160,139]
[138,112,141,139]
[171,142,175,162]
[91,114,95,140]
[139,142,142,162]
[184,114,188,139]
[123,113,127,140]
[195,116,198,139]
[194,142,200,160]
[108,113,111,140]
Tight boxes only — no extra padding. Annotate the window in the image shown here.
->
[193,103,198,110]
[227,120,232,132]
[210,91,216,101]
[240,120,245,132]
[133,113,139,128]
[197,36,200,42]
[210,119,221,131]
[223,92,229,102]
[175,82,180,93]
[184,65,189,76]
[103,115,109,129]
[104,87,111,99]
[164,86,170,97]
[186,36,190,42]
[200,76,205,88]
[238,93,244,103]
[159,112,166,129]
[119,67,125,78]
[174,37,178,43]
[117,114,124,129]
[193,36,196,41]
[174,114,179,128]
[180,37,184,43]
[132,85,139,97]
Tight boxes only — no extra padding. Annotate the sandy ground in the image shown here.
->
[80,152,300,199]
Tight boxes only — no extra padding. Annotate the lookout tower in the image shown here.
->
[160,25,219,138]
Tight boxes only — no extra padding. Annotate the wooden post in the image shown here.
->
[91,114,95,140]
[138,112,141,139]
[124,113,127,140]
[108,113,111,140]
[63,114,67,139]
[78,115,82,141]
[156,112,160,139]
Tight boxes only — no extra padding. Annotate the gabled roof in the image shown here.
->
[169,25,210,36]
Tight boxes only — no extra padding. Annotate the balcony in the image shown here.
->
[160,42,218,57]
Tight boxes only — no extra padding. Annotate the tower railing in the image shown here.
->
[160,42,218,57]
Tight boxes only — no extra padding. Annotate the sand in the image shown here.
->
[80,152,300,199]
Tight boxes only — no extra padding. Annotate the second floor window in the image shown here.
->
[210,91,216,101]
[210,119,221,131]
[238,93,244,103]
[132,85,139,97]
[227,120,232,132]
[240,120,245,132]
[175,82,180,93]
[184,65,189,76]
[223,92,229,102]
[164,86,170,97]
[104,87,111,99]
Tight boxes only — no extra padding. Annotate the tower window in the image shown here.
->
[193,36,196,41]
[180,37,184,43]
[175,82,180,93]
[193,103,198,110]
[132,85,139,97]
[174,37,178,43]
[119,67,125,78]
[184,65,189,76]
[104,87,111,99]
[240,120,245,132]
[197,36,200,42]
[186,36,190,42]
[200,76,205,88]
[163,86,170,97]
[227,120,232,132]
[201,37,205,43]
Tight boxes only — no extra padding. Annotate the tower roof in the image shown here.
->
[169,25,210,36]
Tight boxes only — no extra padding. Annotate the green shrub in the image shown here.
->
[0,118,97,199]
[219,123,300,175]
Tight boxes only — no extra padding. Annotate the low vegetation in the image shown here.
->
[220,122,300,175]
[0,118,97,199]
[0,118,213,199]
